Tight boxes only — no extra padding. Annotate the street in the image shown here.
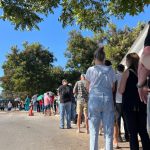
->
[0,111,132,150]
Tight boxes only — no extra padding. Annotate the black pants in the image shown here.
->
[54,104,57,113]
[124,109,150,150]
[116,103,129,139]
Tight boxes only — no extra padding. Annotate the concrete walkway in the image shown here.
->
[0,111,133,150]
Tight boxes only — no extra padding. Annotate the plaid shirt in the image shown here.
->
[73,80,88,101]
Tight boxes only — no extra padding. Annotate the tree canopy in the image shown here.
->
[65,22,144,71]
[65,30,98,73]
[0,0,149,31]
[94,22,145,67]
[1,42,55,97]
[0,43,81,99]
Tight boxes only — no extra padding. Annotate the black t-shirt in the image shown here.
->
[58,85,72,103]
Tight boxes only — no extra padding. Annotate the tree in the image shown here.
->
[65,30,98,73]
[94,22,145,67]
[0,0,149,32]
[65,23,145,71]
[50,66,81,91]
[1,42,55,96]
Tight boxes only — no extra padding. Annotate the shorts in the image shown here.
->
[50,104,53,109]
[45,104,50,110]
[76,100,88,115]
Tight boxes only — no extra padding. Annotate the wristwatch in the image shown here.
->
[136,83,144,88]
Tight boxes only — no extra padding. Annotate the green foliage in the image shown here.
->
[94,22,145,67]
[50,66,81,92]
[1,42,55,96]
[65,23,144,71]
[0,0,60,30]
[65,30,98,73]
[0,0,149,31]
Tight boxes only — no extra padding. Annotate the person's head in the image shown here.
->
[117,64,125,73]
[62,79,68,85]
[94,47,105,64]
[105,60,112,66]
[80,74,85,80]
[126,53,139,71]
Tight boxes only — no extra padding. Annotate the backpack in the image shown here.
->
[61,85,71,100]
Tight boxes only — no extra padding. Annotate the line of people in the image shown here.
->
[57,46,150,150]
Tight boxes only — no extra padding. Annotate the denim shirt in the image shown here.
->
[86,65,115,98]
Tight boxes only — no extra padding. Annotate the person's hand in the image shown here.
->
[138,86,148,104]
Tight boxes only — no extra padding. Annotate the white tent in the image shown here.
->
[121,23,150,66]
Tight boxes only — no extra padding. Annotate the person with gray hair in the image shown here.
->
[73,74,89,133]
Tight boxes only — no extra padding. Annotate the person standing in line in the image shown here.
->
[25,96,30,111]
[115,64,129,142]
[53,96,57,115]
[138,22,150,137]
[58,79,72,129]
[105,60,120,149]
[68,83,76,124]
[86,47,115,150]
[44,92,51,116]
[73,74,89,134]
[49,94,54,116]
[119,53,150,150]
[8,101,12,111]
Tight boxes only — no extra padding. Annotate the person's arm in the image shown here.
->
[73,82,78,94]
[85,68,91,92]
[138,46,150,103]
[138,61,150,103]
[112,70,116,92]
[119,70,129,94]
[85,79,90,93]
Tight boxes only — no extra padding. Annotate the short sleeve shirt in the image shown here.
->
[73,80,88,101]
[86,65,115,93]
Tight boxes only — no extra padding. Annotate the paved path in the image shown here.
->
[0,111,132,150]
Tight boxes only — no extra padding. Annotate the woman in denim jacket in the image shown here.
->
[86,47,115,150]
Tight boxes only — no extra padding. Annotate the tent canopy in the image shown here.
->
[121,22,150,66]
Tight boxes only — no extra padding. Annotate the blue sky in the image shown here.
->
[0,6,150,78]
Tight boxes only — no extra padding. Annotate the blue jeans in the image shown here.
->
[59,102,71,128]
[88,94,114,150]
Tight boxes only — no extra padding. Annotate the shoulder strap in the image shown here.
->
[80,81,88,95]
[128,69,137,77]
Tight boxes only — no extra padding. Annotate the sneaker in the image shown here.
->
[123,136,129,142]
[67,126,72,129]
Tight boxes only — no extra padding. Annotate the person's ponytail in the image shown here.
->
[94,46,105,62]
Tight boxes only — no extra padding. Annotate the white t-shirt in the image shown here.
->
[115,72,123,103]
